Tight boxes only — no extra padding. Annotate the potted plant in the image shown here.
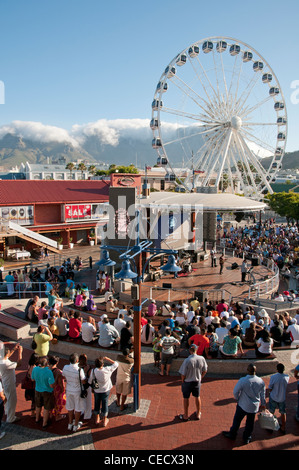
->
[89,230,95,246]
[69,237,74,249]
[57,237,63,250]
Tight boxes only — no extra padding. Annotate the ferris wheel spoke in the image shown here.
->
[229,142,251,195]
[187,58,219,111]
[163,125,223,147]
[193,128,227,171]
[240,127,276,154]
[211,49,225,115]
[231,55,244,113]
[238,133,273,191]
[169,75,216,119]
[234,73,261,115]
[194,55,223,108]
[161,106,207,123]
[234,134,259,194]
[227,55,241,107]
[219,51,229,107]
[215,130,233,187]
[161,106,221,126]
[201,130,230,186]
[240,95,274,120]
[242,122,277,127]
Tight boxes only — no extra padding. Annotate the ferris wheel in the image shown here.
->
[151,37,287,199]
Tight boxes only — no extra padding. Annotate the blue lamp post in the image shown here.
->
[98,212,181,411]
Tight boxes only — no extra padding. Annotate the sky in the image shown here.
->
[0,0,298,153]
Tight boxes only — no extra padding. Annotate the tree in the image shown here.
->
[265,192,299,224]
[66,162,75,180]
[77,162,87,179]
[88,165,97,176]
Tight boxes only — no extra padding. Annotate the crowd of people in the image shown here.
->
[0,343,134,435]
[1,220,299,443]
[2,256,85,299]
[219,219,299,273]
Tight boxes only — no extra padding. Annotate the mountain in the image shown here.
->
[0,130,182,170]
[0,120,297,171]
[0,133,92,168]
[261,150,299,170]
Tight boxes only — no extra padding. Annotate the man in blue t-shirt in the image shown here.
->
[268,363,289,433]
[31,357,55,428]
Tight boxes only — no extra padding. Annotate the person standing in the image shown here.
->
[241,260,248,283]
[4,271,15,297]
[223,364,266,444]
[210,249,217,267]
[268,363,289,434]
[48,355,66,423]
[0,376,6,439]
[219,254,226,275]
[31,357,55,428]
[90,356,118,428]
[62,353,86,432]
[178,344,208,421]
[0,343,23,423]
[115,349,134,411]
[158,328,180,377]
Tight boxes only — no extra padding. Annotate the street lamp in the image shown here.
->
[98,212,181,411]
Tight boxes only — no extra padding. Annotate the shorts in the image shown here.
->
[65,392,85,413]
[161,353,174,365]
[153,351,161,362]
[116,381,132,396]
[35,391,55,411]
[182,381,200,399]
[269,396,286,414]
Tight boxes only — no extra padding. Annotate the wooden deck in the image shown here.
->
[120,256,274,306]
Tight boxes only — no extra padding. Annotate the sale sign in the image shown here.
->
[65,204,91,220]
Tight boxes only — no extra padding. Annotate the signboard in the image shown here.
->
[64,204,108,221]
[106,186,136,246]
[1,206,34,225]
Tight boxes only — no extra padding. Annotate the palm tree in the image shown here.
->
[88,165,97,176]
[77,162,87,180]
[66,162,75,180]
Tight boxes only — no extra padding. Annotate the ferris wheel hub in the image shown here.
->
[231,115,242,130]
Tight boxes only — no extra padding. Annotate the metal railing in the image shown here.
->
[247,260,280,300]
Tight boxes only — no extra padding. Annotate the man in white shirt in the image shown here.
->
[114,312,127,335]
[62,353,86,432]
[81,317,97,343]
[0,344,23,423]
[215,320,229,345]
[204,311,213,326]
[286,319,299,344]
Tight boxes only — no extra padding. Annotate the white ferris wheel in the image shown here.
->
[151,37,287,199]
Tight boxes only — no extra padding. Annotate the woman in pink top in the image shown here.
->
[147,300,157,317]
[38,301,48,321]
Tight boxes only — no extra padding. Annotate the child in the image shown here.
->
[152,333,162,368]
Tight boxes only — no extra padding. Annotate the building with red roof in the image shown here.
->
[0,179,110,256]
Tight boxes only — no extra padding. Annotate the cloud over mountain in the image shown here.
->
[0,120,80,148]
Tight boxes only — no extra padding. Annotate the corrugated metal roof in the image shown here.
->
[0,180,110,205]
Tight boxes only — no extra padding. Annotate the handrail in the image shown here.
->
[0,279,93,300]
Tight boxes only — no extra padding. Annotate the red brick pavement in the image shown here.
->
[4,343,298,451]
